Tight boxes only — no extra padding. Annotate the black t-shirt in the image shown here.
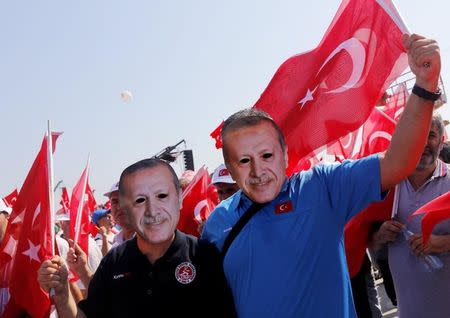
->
[78,230,235,317]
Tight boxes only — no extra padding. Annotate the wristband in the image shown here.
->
[412,84,441,102]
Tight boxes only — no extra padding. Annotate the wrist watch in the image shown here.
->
[412,84,442,102]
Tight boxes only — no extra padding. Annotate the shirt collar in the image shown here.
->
[238,176,290,209]
[431,159,447,180]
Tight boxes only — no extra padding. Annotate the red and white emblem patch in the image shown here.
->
[175,262,196,284]
[218,168,229,176]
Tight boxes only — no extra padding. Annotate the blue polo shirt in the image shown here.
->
[201,155,382,318]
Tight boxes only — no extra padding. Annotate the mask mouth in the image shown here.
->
[248,175,271,186]
[142,215,164,226]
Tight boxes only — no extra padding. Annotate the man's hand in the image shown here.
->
[67,239,93,287]
[372,220,404,248]
[409,234,450,255]
[403,34,441,91]
[37,255,69,297]
[98,226,107,237]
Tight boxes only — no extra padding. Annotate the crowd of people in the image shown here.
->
[0,33,447,317]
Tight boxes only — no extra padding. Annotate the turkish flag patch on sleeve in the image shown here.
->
[275,201,293,214]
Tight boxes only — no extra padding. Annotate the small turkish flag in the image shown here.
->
[275,201,293,214]
[2,189,18,209]
[210,121,224,149]
[410,190,450,244]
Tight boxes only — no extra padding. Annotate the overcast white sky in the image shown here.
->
[1,0,449,203]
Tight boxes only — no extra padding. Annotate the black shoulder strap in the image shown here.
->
[221,202,265,260]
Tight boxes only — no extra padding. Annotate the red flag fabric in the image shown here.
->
[0,133,60,318]
[177,167,216,237]
[2,189,18,209]
[327,125,364,161]
[60,187,70,212]
[345,190,395,277]
[410,191,450,244]
[69,167,91,256]
[358,83,408,158]
[254,0,408,175]
[210,121,224,149]
[104,199,111,210]
[85,183,97,213]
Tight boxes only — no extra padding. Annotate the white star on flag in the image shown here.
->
[298,86,318,109]
[22,239,41,263]
[3,236,18,257]
[11,209,25,225]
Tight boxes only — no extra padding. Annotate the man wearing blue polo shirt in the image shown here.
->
[202,33,442,317]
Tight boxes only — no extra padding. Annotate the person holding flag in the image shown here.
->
[201,31,441,318]
[37,158,235,317]
[370,114,450,318]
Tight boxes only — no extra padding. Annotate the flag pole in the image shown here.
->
[74,154,90,246]
[47,120,56,256]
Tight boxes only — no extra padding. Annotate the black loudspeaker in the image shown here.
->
[183,150,194,171]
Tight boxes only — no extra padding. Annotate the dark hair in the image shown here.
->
[221,108,286,160]
[119,158,181,195]
[432,113,445,137]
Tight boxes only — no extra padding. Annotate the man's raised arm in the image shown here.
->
[380,34,441,191]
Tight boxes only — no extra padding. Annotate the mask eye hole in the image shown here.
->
[157,193,168,199]
[135,197,145,204]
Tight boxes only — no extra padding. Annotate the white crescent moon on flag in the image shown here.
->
[319,37,366,94]
[352,28,377,88]
[369,131,392,146]
[279,204,288,211]
[194,200,208,224]
[341,132,353,149]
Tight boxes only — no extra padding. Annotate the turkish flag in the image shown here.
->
[410,191,450,244]
[60,187,70,212]
[85,183,97,213]
[177,167,216,237]
[210,121,224,149]
[358,83,408,157]
[69,166,92,256]
[2,189,18,209]
[0,133,61,318]
[326,125,364,161]
[325,82,407,161]
[254,0,408,175]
